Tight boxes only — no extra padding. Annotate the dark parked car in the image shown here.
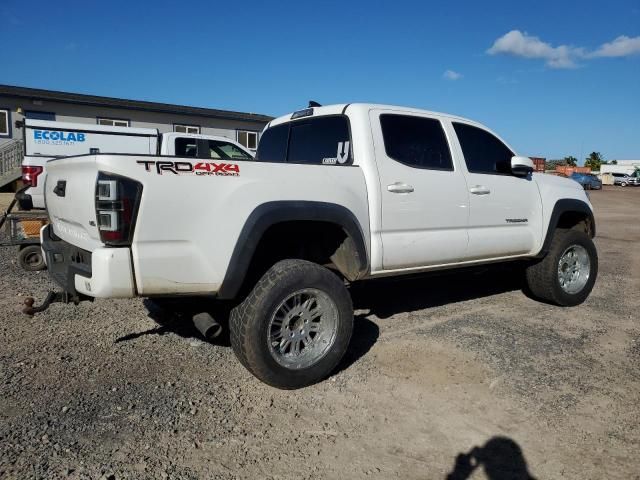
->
[611,172,640,187]
[570,172,602,190]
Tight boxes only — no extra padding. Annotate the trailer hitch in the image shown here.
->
[22,291,85,316]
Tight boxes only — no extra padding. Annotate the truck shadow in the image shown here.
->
[350,263,526,320]
[116,298,234,346]
[116,264,524,374]
[446,435,536,480]
[118,297,380,374]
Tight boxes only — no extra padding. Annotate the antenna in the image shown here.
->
[308,101,322,108]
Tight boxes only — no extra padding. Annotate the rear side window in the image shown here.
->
[453,123,514,175]
[287,116,351,165]
[255,123,288,162]
[175,137,197,157]
[207,140,253,160]
[380,114,453,170]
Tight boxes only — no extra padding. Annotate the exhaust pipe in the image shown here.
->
[192,312,222,340]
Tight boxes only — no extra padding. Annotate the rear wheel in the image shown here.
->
[620,181,628,187]
[18,245,45,271]
[526,229,597,306]
[229,259,353,389]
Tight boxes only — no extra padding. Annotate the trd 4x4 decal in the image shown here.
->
[136,160,240,176]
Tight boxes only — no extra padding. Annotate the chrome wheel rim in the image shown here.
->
[267,288,338,370]
[557,245,590,294]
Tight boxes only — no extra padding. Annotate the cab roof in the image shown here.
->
[267,103,481,129]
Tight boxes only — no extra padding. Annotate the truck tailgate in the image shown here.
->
[44,156,104,251]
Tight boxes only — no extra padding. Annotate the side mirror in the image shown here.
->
[511,156,534,177]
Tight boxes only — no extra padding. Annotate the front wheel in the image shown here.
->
[525,229,598,306]
[229,260,353,389]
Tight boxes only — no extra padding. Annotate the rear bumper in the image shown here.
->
[41,224,136,298]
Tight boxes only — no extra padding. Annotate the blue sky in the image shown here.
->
[1,0,639,161]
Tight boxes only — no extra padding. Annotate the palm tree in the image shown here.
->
[584,152,604,170]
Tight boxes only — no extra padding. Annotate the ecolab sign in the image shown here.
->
[34,130,86,145]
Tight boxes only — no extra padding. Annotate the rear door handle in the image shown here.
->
[387,182,414,194]
[469,185,491,195]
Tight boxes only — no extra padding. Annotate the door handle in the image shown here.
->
[53,180,66,197]
[469,185,491,195]
[387,182,414,194]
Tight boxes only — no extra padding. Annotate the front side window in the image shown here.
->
[174,124,200,134]
[380,114,453,170]
[255,123,289,162]
[207,140,253,160]
[237,130,258,150]
[453,123,514,175]
[287,116,351,165]
[175,137,197,157]
[98,118,130,127]
[0,109,9,137]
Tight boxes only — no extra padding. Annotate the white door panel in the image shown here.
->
[447,121,542,259]
[370,110,470,270]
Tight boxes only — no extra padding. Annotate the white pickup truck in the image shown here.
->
[33,103,598,389]
[19,119,253,209]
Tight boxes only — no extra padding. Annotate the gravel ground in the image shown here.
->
[1,186,639,479]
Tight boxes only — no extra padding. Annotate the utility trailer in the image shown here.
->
[0,187,48,270]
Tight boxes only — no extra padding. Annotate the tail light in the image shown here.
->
[22,166,43,187]
[95,172,143,246]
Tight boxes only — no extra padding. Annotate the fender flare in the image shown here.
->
[217,201,369,299]
[538,199,595,257]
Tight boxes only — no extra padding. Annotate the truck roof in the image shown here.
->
[267,103,481,129]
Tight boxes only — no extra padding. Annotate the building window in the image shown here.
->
[0,109,10,137]
[237,130,258,150]
[98,118,130,127]
[25,111,56,121]
[174,124,200,134]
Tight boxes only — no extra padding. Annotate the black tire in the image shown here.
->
[18,245,46,271]
[229,259,353,389]
[620,182,627,187]
[525,229,598,306]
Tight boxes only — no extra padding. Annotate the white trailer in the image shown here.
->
[600,163,640,176]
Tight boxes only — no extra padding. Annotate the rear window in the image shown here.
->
[256,116,352,165]
[255,124,288,162]
[287,116,351,165]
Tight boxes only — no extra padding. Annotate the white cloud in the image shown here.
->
[590,35,640,57]
[487,30,640,68]
[443,69,463,80]
[487,30,580,69]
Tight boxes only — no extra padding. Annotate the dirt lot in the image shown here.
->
[1,186,639,479]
